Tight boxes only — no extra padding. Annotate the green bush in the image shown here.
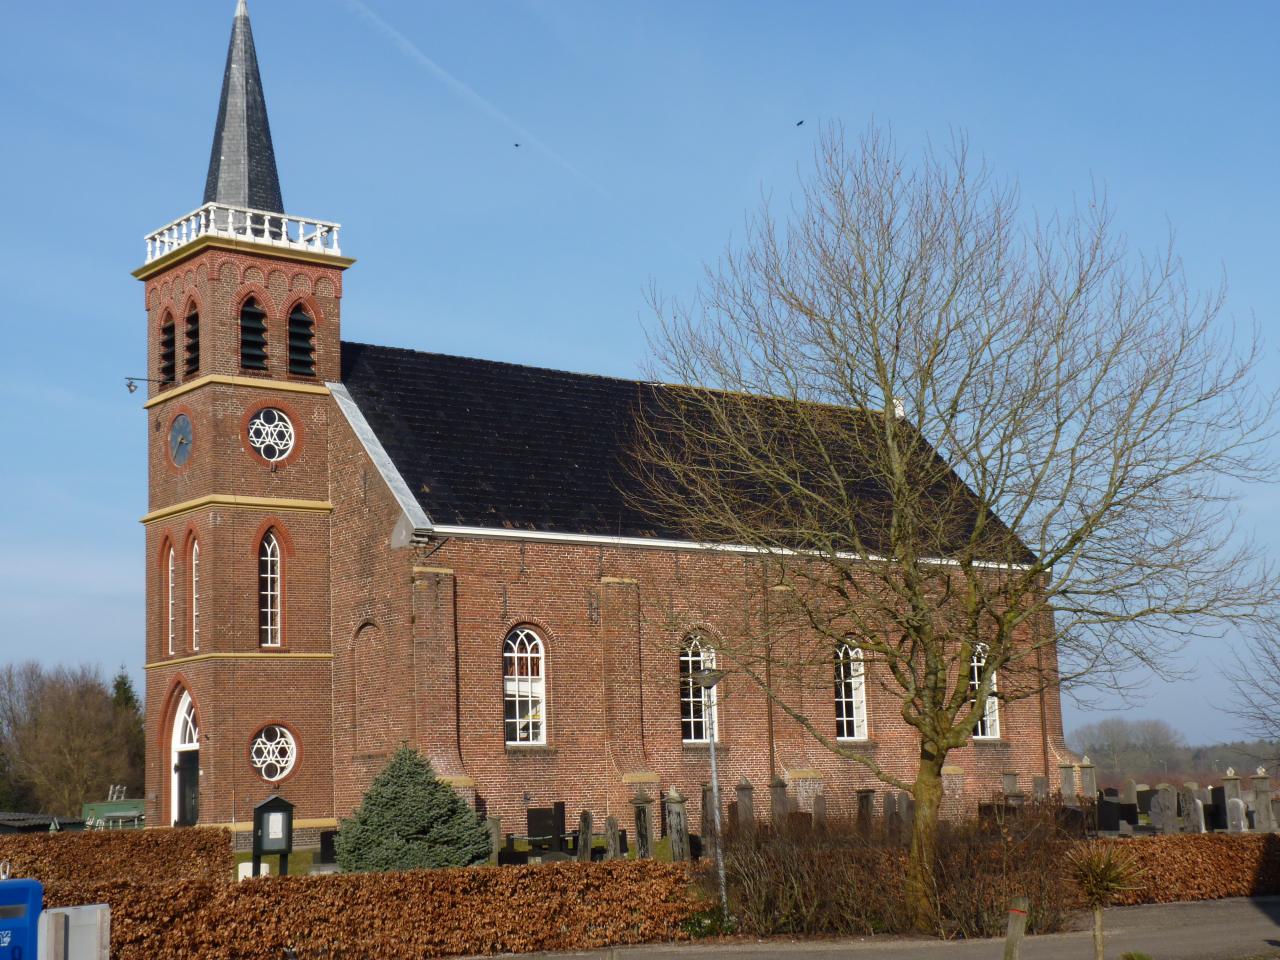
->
[335,746,491,872]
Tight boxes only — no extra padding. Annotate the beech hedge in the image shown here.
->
[4,829,1280,958]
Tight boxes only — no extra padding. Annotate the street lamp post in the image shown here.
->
[692,666,729,926]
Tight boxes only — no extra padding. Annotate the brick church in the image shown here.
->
[139,2,1070,847]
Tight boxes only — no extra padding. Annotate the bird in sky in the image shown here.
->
[796,120,805,126]
[514,143,521,147]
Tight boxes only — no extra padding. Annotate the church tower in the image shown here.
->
[135,0,350,836]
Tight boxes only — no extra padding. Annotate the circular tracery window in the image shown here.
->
[246,408,295,463]
[249,725,297,781]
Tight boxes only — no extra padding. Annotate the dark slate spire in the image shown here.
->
[203,0,285,213]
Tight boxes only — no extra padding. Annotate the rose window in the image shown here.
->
[249,725,297,781]
[246,408,295,462]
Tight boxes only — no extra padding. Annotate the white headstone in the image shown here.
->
[1191,798,1206,833]
[1227,796,1248,834]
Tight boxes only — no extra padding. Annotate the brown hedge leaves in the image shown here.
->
[2,831,700,960]
[1104,834,1280,905]
[0,828,232,885]
[4,830,1280,957]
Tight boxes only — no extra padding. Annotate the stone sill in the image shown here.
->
[504,744,557,757]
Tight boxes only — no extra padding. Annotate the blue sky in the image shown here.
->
[0,1,1276,743]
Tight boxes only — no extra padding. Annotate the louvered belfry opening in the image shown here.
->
[240,297,268,370]
[159,317,177,383]
[287,305,315,376]
[184,308,200,378]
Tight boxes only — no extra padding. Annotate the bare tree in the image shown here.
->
[1221,636,1280,745]
[0,663,139,817]
[630,124,1278,928]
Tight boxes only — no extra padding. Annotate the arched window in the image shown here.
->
[287,304,315,377]
[190,541,200,651]
[835,641,868,740]
[159,313,176,383]
[240,297,268,371]
[503,627,546,744]
[258,531,281,647]
[183,306,200,378]
[679,635,718,743]
[166,546,176,655]
[969,643,1000,739]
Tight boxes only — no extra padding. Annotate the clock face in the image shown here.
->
[246,408,295,463]
[168,414,193,466]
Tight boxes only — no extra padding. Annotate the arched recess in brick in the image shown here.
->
[354,622,392,758]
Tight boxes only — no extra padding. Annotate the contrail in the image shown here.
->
[341,0,610,197]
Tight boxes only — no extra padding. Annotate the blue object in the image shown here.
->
[0,878,43,960]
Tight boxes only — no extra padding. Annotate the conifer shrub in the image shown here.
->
[335,746,492,872]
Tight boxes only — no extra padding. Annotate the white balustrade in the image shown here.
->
[143,202,342,263]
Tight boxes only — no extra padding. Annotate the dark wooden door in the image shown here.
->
[176,750,199,826]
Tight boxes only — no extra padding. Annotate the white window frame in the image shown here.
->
[166,546,176,656]
[835,641,869,741]
[503,627,546,745]
[190,540,200,651]
[969,642,1001,739]
[169,689,199,825]
[679,635,718,743]
[259,532,281,647]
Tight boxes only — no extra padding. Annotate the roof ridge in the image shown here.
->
[341,339,655,389]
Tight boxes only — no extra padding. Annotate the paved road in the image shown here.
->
[511,896,1280,960]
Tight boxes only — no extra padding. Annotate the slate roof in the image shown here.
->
[339,341,1029,562]
[340,342,670,538]
[203,0,285,213]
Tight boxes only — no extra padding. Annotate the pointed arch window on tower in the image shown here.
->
[184,307,200,378]
[258,531,281,647]
[287,305,315,377]
[503,627,546,745]
[166,546,176,656]
[190,541,201,652]
[240,298,268,371]
[159,315,177,384]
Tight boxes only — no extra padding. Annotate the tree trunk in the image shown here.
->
[1093,905,1104,960]
[907,749,946,933]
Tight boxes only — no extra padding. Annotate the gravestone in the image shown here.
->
[1227,796,1247,833]
[553,802,567,852]
[1002,772,1020,796]
[1059,764,1077,801]
[605,816,620,860]
[701,784,714,839]
[1119,802,1139,827]
[632,789,654,859]
[527,807,556,853]
[1251,771,1275,832]
[1118,821,1134,836]
[1208,786,1227,831]
[485,817,502,865]
[1032,776,1049,800]
[898,792,915,845]
[1103,787,1120,799]
[1179,785,1200,833]
[1122,779,1138,805]
[1150,786,1178,835]
[1079,758,1097,800]
[1136,789,1153,815]
[1190,798,1206,834]
[577,810,593,862]
[770,779,789,826]
[812,793,827,829]
[856,789,875,832]
[1097,799,1121,833]
[736,778,755,834]
[665,787,690,861]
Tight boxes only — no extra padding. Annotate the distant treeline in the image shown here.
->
[1069,717,1280,786]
